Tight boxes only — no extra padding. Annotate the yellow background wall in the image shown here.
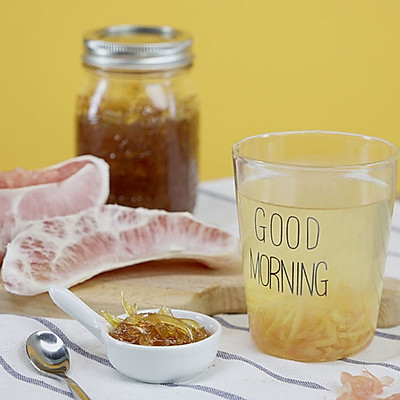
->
[1,0,400,187]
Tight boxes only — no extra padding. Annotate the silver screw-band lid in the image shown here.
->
[82,25,193,70]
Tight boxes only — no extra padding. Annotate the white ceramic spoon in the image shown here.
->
[48,286,221,383]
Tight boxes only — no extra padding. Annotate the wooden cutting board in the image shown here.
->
[0,260,247,318]
[1,261,398,330]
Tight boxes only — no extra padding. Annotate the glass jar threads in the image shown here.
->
[76,25,199,211]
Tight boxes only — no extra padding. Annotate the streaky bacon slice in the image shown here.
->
[0,155,109,260]
[1,205,241,295]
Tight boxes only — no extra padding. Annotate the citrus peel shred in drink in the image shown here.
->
[247,287,376,362]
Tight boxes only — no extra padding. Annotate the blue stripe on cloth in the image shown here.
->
[375,330,400,341]
[213,316,249,332]
[341,357,400,372]
[337,331,400,372]
[388,250,400,259]
[217,350,328,391]
[392,224,400,234]
[28,316,112,367]
[0,355,73,398]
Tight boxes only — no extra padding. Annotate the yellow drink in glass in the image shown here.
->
[233,131,398,362]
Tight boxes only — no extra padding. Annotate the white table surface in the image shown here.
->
[1,177,400,400]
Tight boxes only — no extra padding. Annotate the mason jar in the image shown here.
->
[76,25,199,211]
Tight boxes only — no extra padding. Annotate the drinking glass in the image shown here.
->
[232,131,399,362]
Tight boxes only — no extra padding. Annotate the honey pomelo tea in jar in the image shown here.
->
[233,131,399,362]
[76,25,198,212]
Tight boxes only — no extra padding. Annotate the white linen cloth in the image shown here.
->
[1,178,400,400]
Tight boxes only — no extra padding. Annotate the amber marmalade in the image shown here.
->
[77,95,198,211]
[109,312,210,346]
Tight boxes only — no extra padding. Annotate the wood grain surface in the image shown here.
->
[0,260,246,318]
[1,261,397,330]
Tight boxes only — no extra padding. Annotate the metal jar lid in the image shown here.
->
[82,25,193,70]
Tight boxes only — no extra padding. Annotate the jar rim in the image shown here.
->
[82,25,193,70]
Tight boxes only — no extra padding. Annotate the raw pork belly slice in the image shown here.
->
[2,205,241,295]
[0,155,109,260]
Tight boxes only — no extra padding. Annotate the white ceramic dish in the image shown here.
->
[48,286,221,383]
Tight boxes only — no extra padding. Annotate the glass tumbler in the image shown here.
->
[233,131,399,362]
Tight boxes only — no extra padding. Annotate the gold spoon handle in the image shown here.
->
[63,375,91,400]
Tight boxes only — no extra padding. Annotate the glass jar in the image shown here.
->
[76,25,199,212]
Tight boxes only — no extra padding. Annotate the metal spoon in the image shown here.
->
[26,330,90,400]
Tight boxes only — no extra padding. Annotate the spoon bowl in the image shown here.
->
[26,330,90,399]
[48,285,221,383]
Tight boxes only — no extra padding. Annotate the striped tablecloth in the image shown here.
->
[1,178,400,400]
